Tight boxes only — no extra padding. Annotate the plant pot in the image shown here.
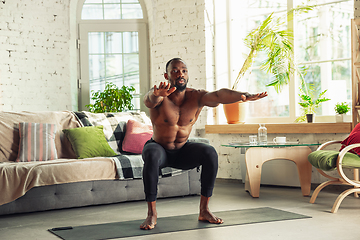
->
[306,114,313,123]
[223,101,247,124]
[335,114,345,122]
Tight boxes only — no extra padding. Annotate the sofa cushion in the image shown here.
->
[17,122,58,162]
[77,111,151,154]
[122,119,153,154]
[308,150,360,171]
[63,126,117,159]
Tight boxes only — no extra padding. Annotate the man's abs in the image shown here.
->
[152,124,192,150]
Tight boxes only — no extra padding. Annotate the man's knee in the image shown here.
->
[202,145,218,165]
[142,143,165,166]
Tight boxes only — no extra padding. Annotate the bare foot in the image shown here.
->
[198,209,224,224]
[140,214,157,230]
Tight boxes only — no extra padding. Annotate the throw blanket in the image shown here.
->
[111,155,188,180]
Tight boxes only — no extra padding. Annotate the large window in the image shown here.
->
[206,0,353,123]
[78,0,148,112]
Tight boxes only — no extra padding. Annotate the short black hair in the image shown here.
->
[165,58,185,73]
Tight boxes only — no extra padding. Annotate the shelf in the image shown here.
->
[205,122,352,134]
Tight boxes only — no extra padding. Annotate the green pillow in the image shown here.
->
[63,126,116,159]
[308,150,360,171]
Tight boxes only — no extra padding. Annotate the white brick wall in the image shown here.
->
[143,0,207,131]
[0,0,207,126]
[0,0,74,111]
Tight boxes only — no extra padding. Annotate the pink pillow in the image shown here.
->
[340,123,360,155]
[122,119,153,154]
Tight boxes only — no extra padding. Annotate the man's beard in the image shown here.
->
[175,78,187,92]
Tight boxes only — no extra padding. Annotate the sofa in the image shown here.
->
[0,111,202,215]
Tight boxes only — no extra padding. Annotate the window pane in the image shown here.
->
[122,0,140,3]
[124,54,139,74]
[82,4,103,20]
[105,32,123,54]
[82,0,143,20]
[84,0,102,3]
[104,0,120,3]
[104,4,121,19]
[246,69,290,118]
[124,54,140,93]
[123,32,138,53]
[122,4,143,19]
[89,54,106,92]
[294,0,353,117]
[88,32,104,54]
[105,54,123,83]
[229,0,288,120]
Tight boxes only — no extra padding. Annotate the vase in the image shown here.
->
[223,101,247,124]
[306,114,313,123]
[335,114,345,122]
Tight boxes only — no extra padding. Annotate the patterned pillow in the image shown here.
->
[122,119,153,154]
[79,111,151,154]
[17,122,58,162]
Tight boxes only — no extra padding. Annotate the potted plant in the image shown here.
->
[296,82,330,123]
[86,82,135,113]
[223,6,312,124]
[334,102,350,122]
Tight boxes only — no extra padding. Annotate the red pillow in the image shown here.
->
[340,123,360,155]
[122,119,153,154]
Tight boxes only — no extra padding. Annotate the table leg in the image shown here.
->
[244,146,312,198]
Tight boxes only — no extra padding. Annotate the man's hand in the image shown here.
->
[240,92,268,102]
[153,82,176,97]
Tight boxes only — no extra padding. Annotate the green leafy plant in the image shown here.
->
[86,82,135,113]
[232,6,313,92]
[296,77,330,122]
[334,102,350,115]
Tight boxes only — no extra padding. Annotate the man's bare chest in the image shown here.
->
[156,99,201,126]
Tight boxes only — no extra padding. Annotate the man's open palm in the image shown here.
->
[153,82,176,97]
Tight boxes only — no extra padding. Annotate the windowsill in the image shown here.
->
[205,122,352,134]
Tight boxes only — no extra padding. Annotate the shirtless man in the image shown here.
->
[140,58,267,230]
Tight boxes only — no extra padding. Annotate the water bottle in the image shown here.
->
[258,123,267,145]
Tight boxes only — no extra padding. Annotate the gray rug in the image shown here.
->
[48,207,310,240]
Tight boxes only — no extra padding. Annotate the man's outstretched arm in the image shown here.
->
[200,88,267,107]
[144,82,176,108]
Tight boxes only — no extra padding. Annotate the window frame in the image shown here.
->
[76,0,149,112]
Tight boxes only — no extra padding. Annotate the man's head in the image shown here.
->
[164,58,188,92]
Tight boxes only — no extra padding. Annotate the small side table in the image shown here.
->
[222,142,321,198]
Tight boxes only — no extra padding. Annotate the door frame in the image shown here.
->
[78,20,149,111]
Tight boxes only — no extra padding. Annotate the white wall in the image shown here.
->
[0,0,75,111]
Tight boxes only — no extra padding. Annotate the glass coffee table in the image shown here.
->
[222,142,321,198]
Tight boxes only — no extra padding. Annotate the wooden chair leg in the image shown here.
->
[354,169,359,198]
[331,188,360,213]
[310,180,341,204]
